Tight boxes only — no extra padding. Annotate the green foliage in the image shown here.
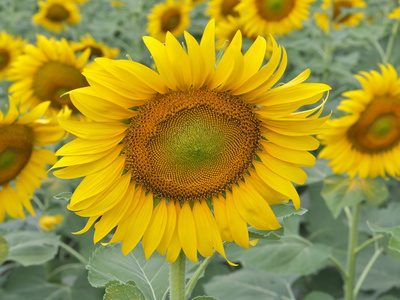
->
[321,175,389,218]
[0,236,8,265]
[204,270,296,300]
[1,231,59,266]
[103,281,146,300]
[368,222,400,254]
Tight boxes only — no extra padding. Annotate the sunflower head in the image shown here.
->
[53,20,330,263]
[314,0,366,34]
[33,0,81,33]
[206,0,240,21]
[9,35,90,117]
[39,214,65,231]
[147,0,192,42]
[0,97,67,222]
[319,64,400,179]
[0,31,26,81]
[70,33,120,61]
[237,0,315,37]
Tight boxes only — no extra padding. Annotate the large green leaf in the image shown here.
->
[1,231,59,266]
[304,159,333,185]
[204,269,295,300]
[367,222,400,254]
[303,291,335,300]
[103,282,146,300]
[0,265,103,300]
[321,175,388,218]
[88,243,169,300]
[0,236,8,264]
[226,235,331,276]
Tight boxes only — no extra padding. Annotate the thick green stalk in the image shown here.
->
[170,251,186,300]
[344,203,360,300]
[58,241,88,265]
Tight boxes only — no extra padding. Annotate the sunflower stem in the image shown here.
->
[170,251,186,300]
[385,18,400,63]
[344,203,360,300]
[185,251,216,299]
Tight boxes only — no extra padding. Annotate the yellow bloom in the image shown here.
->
[71,0,89,4]
[110,0,124,7]
[70,33,120,61]
[215,16,255,49]
[314,0,366,34]
[206,0,240,21]
[9,35,90,117]
[33,0,81,33]
[389,1,400,19]
[147,0,192,43]
[53,20,330,263]
[236,0,315,37]
[39,214,64,231]
[0,98,68,222]
[319,64,400,179]
[0,31,26,81]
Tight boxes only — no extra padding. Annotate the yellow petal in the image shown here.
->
[178,201,198,263]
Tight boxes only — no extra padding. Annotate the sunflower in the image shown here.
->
[319,64,400,179]
[206,0,240,21]
[9,35,90,117]
[0,98,68,222]
[39,214,64,231]
[70,33,120,61]
[389,1,400,19]
[33,0,81,33]
[215,15,257,49]
[147,0,192,43]
[71,0,89,4]
[53,20,330,263]
[314,0,366,34]
[0,32,26,81]
[110,0,124,7]
[236,0,315,37]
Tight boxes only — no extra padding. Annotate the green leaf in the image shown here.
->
[87,243,169,300]
[248,204,307,240]
[304,159,333,185]
[2,231,59,266]
[303,291,335,300]
[0,236,8,264]
[103,282,146,300]
[192,297,220,300]
[226,235,331,275]
[53,192,72,201]
[204,269,295,300]
[321,175,388,218]
[367,222,400,253]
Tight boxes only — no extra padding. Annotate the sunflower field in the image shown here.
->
[1,0,400,299]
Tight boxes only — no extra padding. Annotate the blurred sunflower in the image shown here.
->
[53,20,330,263]
[71,0,89,4]
[236,0,315,37]
[319,64,400,179]
[314,0,366,34]
[9,35,89,117]
[389,1,400,19]
[0,98,68,222]
[206,0,240,21]
[33,0,81,33]
[0,31,26,81]
[70,33,120,61]
[147,0,192,42]
[39,214,64,231]
[110,0,124,7]
[215,15,254,49]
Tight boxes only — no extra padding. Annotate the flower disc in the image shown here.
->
[124,89,260,201]
[0,125,34,185]
[45,4,70,22]
[256,0,295,21]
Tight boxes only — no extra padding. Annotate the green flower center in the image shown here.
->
[0,124,34,185]
[161,8,181,32]
[347,96,400,153]
[124,88,260,201]
[45,4,70,22]
[256,0,295,21]
[33,61,88,111]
